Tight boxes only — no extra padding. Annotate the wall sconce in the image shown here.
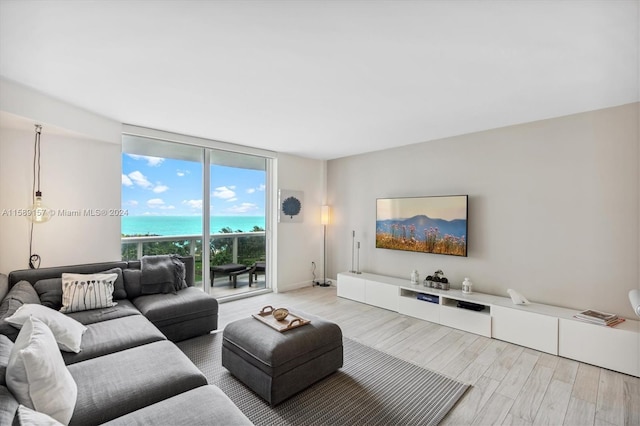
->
[318,205,331,286]
[28,124,52,223]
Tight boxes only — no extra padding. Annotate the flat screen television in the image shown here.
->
[376,195,468,257]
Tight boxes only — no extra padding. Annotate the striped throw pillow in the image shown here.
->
[60,273,118,313]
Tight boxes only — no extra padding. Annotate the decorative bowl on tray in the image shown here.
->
[273,308,289,321]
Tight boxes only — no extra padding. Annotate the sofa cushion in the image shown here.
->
[60,272,118,313]
[6,317,77,425]
[8,262,129,287]
[0,282,40,342]
[5,304,87,353]
[132,287,217,340]
[62,315,166,365]
[15,405,64,426]
[0,335,12,387]
[102,385,253,426]
[65,299,140,326]
[67,340,207,425]
[0,274,8,303]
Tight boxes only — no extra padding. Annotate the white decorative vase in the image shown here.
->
[462,278,473,294]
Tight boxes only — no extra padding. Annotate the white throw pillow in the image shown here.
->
[6,316,78,425]
[5,303,87,353]
[15,405,64,426]
[60,272,118,313]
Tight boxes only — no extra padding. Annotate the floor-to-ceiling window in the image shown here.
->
[120,128,273,299]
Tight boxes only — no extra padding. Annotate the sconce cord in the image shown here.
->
[33,125,41,194]
[29,125,43,269]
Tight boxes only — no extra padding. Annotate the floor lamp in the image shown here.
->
[318,205,331,286]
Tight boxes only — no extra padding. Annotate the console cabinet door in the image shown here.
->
[337,273,365,302]
[365,280,399,312]
[440,305,492,337]
[492,305,558,355]
[559,318,640,377]
[398,296,440,323]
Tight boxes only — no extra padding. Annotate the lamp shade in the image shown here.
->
[630,289,640,317]
[321,205,331,225]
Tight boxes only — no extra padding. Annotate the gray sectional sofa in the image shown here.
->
[0,256,252,425]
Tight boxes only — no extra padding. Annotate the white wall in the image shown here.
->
[275,153,326,292]
[0,80,122,273]
[327,103,639,318]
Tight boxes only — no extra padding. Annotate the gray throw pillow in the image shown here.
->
[33,278,63,310]
[122,269,142,299]
[103,267,126,300]
[0,281,40,341]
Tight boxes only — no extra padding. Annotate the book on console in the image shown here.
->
[574,309,624,327]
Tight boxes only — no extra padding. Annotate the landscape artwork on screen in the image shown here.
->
[376,195,468,257]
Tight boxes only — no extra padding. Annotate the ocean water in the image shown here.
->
[122,216,266,236]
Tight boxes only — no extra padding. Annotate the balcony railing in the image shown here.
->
[121,232,266,287]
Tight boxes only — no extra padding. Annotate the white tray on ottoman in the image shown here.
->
[222,310,343,406]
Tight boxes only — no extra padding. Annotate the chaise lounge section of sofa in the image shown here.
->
[0,256,252,425]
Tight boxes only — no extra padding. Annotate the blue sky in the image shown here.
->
[121,154,266,216]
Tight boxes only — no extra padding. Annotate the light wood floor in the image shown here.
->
[217,286,640,426]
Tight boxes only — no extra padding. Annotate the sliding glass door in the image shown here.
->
[209,151,267,298]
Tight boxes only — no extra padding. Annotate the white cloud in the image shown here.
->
[144,202,173,211]
[147,198,165,208]
[176,169,190,177]
[126,171,168,194]
[176,172,185,177]
[128,154,165,167]
[128,171,152,189]
[153,184,169,193]
[226,203,259,213]
[246,184,265,194]
[227,197,238,202]
[123,200,138,207]
[212,186,236,200]
[183,199,203,210]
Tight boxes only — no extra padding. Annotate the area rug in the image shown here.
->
[177,333,469,425]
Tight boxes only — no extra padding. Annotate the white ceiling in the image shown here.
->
[0,1,637,160]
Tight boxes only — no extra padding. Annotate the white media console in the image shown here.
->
[337,271,640,377]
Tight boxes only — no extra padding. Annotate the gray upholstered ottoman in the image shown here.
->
[222,310,343,406]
